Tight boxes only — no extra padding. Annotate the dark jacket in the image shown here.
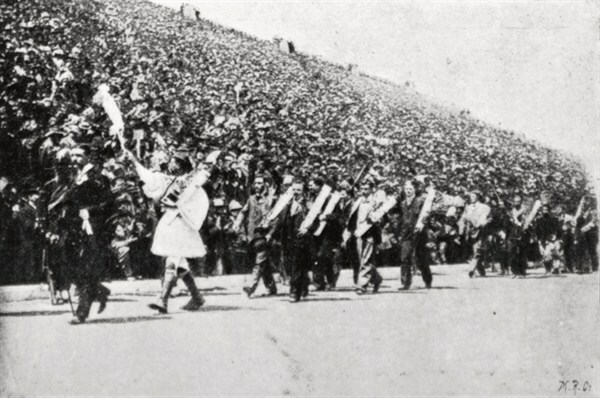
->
[396,194,425,241]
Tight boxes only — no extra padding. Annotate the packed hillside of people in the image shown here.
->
[0,0,596,286]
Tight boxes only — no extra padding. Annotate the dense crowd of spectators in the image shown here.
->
[0,0,594,284]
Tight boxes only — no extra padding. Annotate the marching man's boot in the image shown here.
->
[149,272,177,314]
[181,272,205,311]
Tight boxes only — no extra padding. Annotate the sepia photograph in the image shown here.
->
[0,0,598,396]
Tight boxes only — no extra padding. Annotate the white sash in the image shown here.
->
[299,185,332,233]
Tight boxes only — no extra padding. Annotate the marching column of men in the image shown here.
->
[32,145,598,322]
[229,174,437,300]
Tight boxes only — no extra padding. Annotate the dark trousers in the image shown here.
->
[355,235,381,289]
[69,237,110,320]
[507,238,527,276]
[563,233,575,272]
[400,234,432,289]
[245,244,276,295]
[344,236,360,284]
[47,240,71,292]
[313,238,341,289]
[469,239,486,276]
[75,279,110,320]
[286,241,311,299]
[582,231,598,271]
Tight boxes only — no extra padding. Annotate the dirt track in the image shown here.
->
[1,264,598,396]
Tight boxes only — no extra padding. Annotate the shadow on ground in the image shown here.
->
[414,286,459,290]
[479,274,567,280]
[83,315,172,324]
[197,305,265,312]
[244,293,288,300]
[0,310,71,317]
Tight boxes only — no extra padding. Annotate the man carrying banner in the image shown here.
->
[459,190,491,278]
[235,175,278,298]
[301,177,337,291]
[396,180,432,290]
[311,181,352,291]
[126,149,214,313]
[576,196,598,273]
[269,182,311,302]
[344,179,385,294]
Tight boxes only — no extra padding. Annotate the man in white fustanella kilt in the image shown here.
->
[127,150,219,313]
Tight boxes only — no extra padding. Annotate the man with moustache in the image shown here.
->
[127,149,209,313]
[269,182,311,302]
[64,144,115,324]
[507,194,528,277]
[237,175,278,297]
[344,179,383,294]
[396,180,432,290]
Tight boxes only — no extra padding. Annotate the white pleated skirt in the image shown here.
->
[151,210,206,258]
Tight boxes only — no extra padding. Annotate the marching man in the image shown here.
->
[344,180,385,294]
[126,149,220,313]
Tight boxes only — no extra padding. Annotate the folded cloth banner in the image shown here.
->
[430,191,465,214]
[415,188,437,231]
[266,186,294,224]
[300,185,332,233]
[369,196,397,224]
[523,199,542,230]
[461,201,491,230]
[93,84,124,137]
[313,191,341,236]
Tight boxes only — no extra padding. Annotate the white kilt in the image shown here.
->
[151,209,206,258]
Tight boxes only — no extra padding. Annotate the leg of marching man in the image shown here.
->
[150,256,205,313]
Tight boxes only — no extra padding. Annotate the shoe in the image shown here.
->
[148,300,168,314]
[425,282,432,289]
[373,279,382,293]
[97,296,108,314]
[398,285,410,291]
[267,289,278,296]
[289,294,300,303]
[243,286,253,298]
[355,287,366,295]
[69,316,86,325]
[468,271,475,278]
[181,295,205,311]
[127,276,136,281]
